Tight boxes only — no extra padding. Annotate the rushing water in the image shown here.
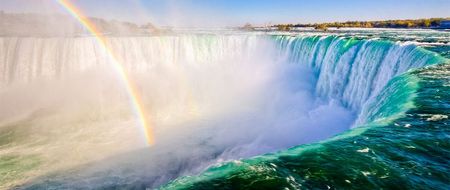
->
[0,29,449,189]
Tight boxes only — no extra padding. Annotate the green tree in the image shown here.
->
[277,24,291,31]
[315,24,328,31]
[424,20,431,27]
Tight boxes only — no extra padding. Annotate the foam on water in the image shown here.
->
[0,34,447,189]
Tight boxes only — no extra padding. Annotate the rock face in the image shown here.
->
[0,12,157,36]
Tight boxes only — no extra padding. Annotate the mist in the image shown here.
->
[0,35,356,188]
[0,0,447,189]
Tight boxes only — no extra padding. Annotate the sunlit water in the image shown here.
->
[0,29,449,189]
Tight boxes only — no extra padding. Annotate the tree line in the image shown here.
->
[273,18,449,31]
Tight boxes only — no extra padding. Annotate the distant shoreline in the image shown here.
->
[269,18,450,31]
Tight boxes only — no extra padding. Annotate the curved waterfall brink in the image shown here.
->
[0,35,448,189]
[1,36,443,121]
[273,35,445,124]
[0,36,270,84]
[162,36,449,189]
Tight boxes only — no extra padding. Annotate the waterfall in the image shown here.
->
[274,35,445,124]
[1,35,445,125]
[1,35,445,123]
[0,36,271,84]
[2,34,447,189]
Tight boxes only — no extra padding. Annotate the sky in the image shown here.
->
[0,0,449,27]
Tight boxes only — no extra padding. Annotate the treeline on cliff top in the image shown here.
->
[274,18,450,30]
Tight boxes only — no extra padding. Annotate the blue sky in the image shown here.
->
[1,0,449,27]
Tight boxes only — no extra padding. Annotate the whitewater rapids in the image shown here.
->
[0,35,444,189]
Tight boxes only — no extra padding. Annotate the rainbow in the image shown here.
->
[56,0,155,145]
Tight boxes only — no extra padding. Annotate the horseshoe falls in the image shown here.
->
[0,32,449,189]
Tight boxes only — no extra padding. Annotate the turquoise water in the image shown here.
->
[1,30,449,189]
[161,35,450,189]
[162,64,450,190]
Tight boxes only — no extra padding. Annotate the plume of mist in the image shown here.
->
[0,1,350,188]
[0,0,159,36]
[0,35,355,188]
